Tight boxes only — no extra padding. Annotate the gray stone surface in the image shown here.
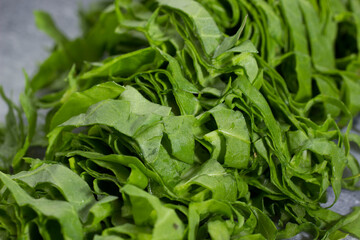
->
[0,0,359,239]
[0,0,92,120]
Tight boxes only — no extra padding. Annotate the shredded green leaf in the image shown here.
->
[1,0,360,239]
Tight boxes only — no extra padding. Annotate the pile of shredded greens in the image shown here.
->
[2,0,360,239]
